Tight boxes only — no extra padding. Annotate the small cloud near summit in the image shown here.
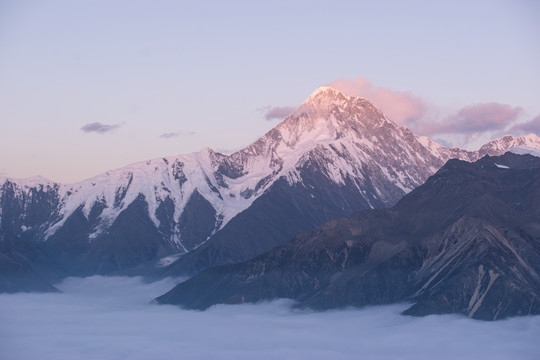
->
[329,76,533,149]
[81,122,123,134]
[258,106,296,121]
[509,114,540,136]
[450,102,523,134]
[329,76,426,126]
[414,102,523,137]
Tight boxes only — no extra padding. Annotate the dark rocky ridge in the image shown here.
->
[156,153,540,320]
[0,233,61,293]
[45,194,179,276]
[161,158,391,276]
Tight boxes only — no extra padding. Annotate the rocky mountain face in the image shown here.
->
[0,232,61,293]
[1,87,540,283]
[156,152,540,320]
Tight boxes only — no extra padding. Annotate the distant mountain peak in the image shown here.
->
[306,86,345,99]
[297,86,351,114]
[524,133,540,141]
[300,85,375,109]
[478,133,540,157]
[288,86,387,136]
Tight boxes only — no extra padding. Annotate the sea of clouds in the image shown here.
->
[1,276,538,360]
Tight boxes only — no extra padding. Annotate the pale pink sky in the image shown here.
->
[0,0,538,182]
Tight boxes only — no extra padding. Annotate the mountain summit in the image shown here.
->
[1,87,540,282]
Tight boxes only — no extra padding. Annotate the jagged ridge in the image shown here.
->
[155,152,540,320]
[1,87,540,277]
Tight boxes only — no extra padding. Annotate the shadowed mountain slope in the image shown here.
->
[156,152,540,320]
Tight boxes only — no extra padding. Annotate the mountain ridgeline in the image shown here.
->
[156,152,540,320]
[1,87,540,303]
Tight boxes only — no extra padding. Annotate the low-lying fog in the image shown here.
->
[1,276,538,360]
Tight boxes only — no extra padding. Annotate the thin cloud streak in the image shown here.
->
[160,132,180,139]
[455,103,523,133]
[159,131,196,139]
[81,122,123,134]
[418,102,523,135]
[0,276,538,360]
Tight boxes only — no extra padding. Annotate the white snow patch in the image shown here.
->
[509,146,540,158]
[156,253,184,268]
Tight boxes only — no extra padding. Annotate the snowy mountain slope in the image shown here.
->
[156,152,540,320]
[0,177,61,239]
[1,86,540,277]
[158,88,540,275]
[478,134,540,157]
[509,145,540,158]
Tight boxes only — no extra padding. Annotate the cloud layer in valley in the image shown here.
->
[0,276,538,360]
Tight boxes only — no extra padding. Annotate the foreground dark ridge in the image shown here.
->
[156,152,540,320]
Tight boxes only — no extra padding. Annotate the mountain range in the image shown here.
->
[156,151,540,320]
[1,87,540,304]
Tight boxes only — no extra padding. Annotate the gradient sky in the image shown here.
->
[1,0,539,183]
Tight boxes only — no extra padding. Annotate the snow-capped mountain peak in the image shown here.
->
[0,175,54,189]
[3,86,540,276]
[304,86,348,104]
[478,133,540,157]
[295,86,384,125]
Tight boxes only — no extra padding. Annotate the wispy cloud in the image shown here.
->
[159,131,195,139]
[330,76,534,148]
[415,102,523,136]
[329,76,426,126]
[81,122,123,134]
[258,106,296,121]
[509,113,540,135]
